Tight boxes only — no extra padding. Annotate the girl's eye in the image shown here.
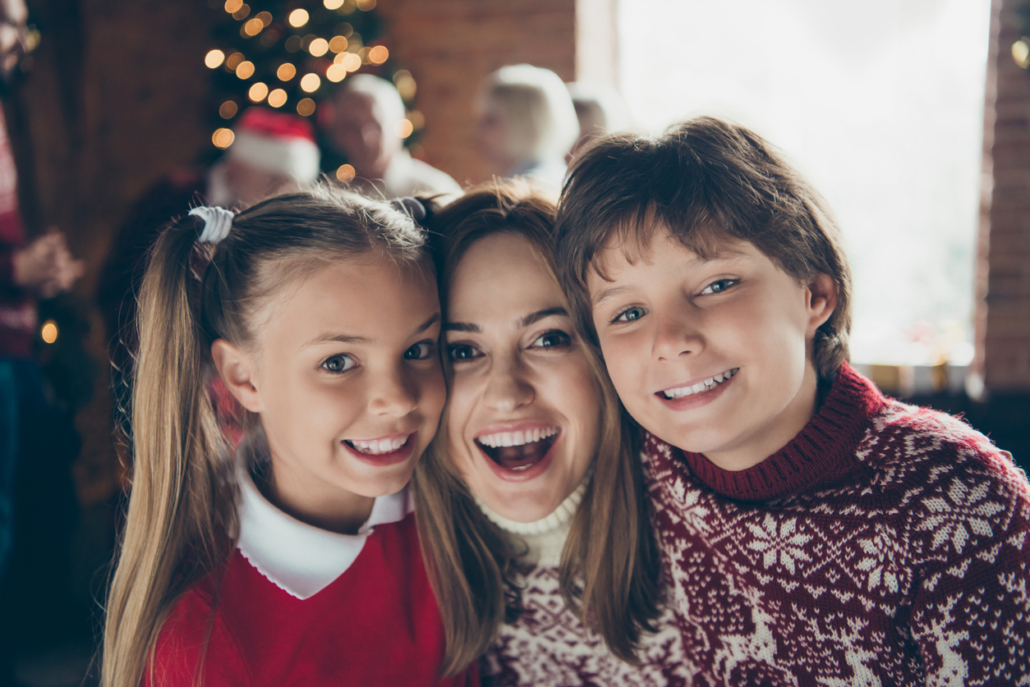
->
[447,343,482,362]
[322,354,356,373]
[530,330,572,349]
[612,306,647,324]
[404,341,435,361]
[700,278,738,295]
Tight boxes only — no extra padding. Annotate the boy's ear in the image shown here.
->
[805,273,838,336]
[211,339,263,413]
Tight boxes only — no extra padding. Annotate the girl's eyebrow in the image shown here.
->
[445,307,568,334]
[306,313,441,346]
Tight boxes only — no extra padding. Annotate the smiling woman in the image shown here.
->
[413,181,686,684]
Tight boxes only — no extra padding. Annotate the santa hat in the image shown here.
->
[229,108,321,182]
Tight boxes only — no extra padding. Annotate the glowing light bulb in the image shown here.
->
[243,17,263,36]
[309,38,329,56]
[224,0,243,13]
[268,89,288,108]
[219,100,238,119]
[204,49,226,69]
[288,9,309,27]
[40,320,58,344]
[300,73,321,92]
[297,98,316,116]
[336,164,355,182]
[235,60,255,79]
[1013,38,1030,70]
[329,36,348,53]
[368,45,388,65]
[248,82,269,102]
[326,64,347,82]
[213,128,235,148]
[324,0,344,8]
[277,62,297,80]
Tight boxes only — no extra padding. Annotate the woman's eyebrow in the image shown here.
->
[444,321,481,333]
[520,307,568,328]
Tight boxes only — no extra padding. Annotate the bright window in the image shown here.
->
[618,0,991,368]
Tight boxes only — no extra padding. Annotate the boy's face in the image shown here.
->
[587,229,835,471]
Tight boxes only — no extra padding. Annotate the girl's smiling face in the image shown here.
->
[215,255,445,532]
[444,232,600,523]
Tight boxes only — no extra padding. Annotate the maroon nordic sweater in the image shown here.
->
[642,363,1030,685]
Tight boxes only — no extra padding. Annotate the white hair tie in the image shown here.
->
[189,206,235,244]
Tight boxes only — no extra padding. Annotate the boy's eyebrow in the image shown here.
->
[592,285,633,308]
[412,313,441,335]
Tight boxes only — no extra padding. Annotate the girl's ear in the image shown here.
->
[211,339,263,413]
[805,273,838,337]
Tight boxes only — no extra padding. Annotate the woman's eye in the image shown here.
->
[700,279,738,295]
[322,354,356,373]
[612,306,647,324]
[530,330,572,349]
[404,341,435,361]
[447,343,482,362]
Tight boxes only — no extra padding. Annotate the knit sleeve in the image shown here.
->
[907,437,1030,685]
[144,590,252,687]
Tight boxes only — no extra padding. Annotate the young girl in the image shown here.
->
[102,188,475,686]
[413,182,686,685]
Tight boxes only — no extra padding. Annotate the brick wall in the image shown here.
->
[979,0,1030,392]
[376,0,614,186]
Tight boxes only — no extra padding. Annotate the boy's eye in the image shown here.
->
[612,306,647,324]
[447,343,482,362]
[530,330,572,349]
[700,278,738,295]
[322,354,356,373]
[404,341,435,361]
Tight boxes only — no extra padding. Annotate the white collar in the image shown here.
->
[236,467,411,600]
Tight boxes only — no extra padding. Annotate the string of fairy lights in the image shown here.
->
[203,0,423,178]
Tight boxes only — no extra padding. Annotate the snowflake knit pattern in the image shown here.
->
[643,363,1030,686]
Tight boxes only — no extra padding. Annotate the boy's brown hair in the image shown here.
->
[554,116,852,380]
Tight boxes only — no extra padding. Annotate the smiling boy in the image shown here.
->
[555,117,1030,685]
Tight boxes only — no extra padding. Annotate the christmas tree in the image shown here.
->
[203,0,422,180]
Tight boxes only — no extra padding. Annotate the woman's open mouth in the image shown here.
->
[475,426,560,472]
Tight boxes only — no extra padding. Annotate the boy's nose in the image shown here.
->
[369,368,419,417]
[651,312,703,361]
[482,357,534,414]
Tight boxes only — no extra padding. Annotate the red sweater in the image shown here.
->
[146,514,477,687]
[643,363,1030,685]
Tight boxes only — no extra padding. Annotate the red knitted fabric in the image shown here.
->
[643,363,1030,685]
[146,514,477,687]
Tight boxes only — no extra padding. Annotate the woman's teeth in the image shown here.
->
[661,368,738,399]
[476,426,559,449]
[347,434,410,455]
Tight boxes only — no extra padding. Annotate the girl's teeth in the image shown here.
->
[350,435,409,455]
[662,368,738,399]
[477,426,559,449]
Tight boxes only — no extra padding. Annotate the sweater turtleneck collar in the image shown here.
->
[474,464,594,536]
[675,363,886,502]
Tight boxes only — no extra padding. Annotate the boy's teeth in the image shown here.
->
[477,426,559,449]
[662,368,738,399]
[349,434,409,455]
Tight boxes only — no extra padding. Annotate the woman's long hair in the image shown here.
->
[102,187,429,687]
[413,180,661,675]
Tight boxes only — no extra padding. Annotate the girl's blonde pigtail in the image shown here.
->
[102,216,234,687]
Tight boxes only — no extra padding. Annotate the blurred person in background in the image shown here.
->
[565,81,631,160]
[325,74,461,198]
[0,0,85,682]
[474,64,579,191]
[97,107,320,456]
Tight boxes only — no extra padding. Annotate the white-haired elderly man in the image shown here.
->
[474,64,580,192]
[327,74,461,199]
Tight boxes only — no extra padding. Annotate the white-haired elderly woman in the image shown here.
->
[474,64,579,190]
